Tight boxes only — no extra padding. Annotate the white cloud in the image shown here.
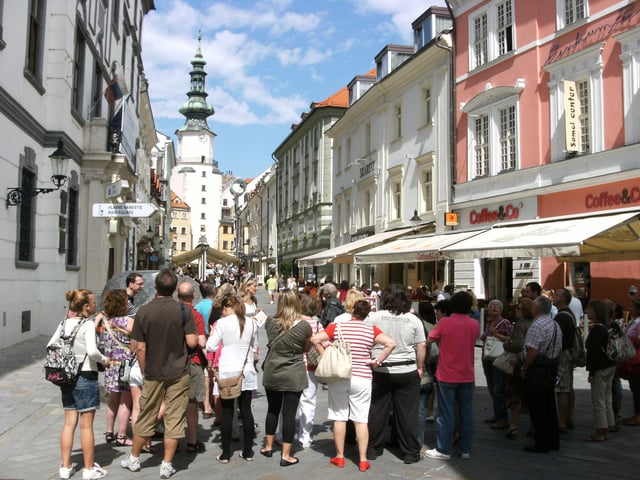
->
[143,0,445,132]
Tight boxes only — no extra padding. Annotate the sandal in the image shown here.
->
[186,441,206,453]
[115,435,133,447]
[105,432,115,443]
[141,444,156,453]
[583,435,607,442]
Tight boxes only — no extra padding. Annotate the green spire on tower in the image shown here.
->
[178,30,215,132]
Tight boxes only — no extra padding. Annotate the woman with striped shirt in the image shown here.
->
[311,300,396,472]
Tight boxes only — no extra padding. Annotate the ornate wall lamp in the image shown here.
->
[6,139,70,207]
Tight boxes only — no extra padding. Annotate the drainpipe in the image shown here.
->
[442,1,457,215]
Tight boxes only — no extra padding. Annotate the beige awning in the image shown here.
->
[298,227,416,267]
[354,229,487,264]
[171,244,240,265]
[441,208,640,262]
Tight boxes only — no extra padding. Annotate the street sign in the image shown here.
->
[92,203,157,217]
[105,180,129,199]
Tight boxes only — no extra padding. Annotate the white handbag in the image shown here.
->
[483,335,505,361]
[314,323,352,383]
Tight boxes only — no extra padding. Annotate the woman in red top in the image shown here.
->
[311,300,396,472]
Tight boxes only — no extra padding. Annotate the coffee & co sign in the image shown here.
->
[459,199,537,228]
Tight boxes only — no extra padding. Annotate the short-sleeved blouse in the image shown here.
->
[103,316,132,392]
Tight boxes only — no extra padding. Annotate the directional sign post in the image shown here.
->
[92,203,157,218]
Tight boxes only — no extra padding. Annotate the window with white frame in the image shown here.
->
[544,43,603,161]
[473,13,488,68]
[474,115,490,177]
[421,169,433,213]
[557,0,587,30]
[470,0,514,70]
[395,104,402,139]
[363,190,371,227]
[423,86,432,126]
[345,194,352,233]
[499,105,517,170]
[364,123,371,155]
[616,26,640,145]
[577,79,590,153]
[465,91,520,179]
[392,181,402,220]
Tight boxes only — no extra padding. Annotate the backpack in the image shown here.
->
[44,318,87,386]
[571,328,586,368]
[320,298,345,328]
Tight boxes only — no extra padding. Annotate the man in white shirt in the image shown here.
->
[565,286,584,327]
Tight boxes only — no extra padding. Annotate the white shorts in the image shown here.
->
[327,376,372,423]
[129,362,143,388]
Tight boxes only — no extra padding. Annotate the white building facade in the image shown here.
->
[0,0,156,349]
[328,7,455,289]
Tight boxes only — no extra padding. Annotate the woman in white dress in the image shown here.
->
[206,295,259,463]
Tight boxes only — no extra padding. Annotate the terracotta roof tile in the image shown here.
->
[170,191,190,209]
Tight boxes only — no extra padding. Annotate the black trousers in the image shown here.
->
[368,370,421,457]
[264,389,302,443]
[220,390,254,459]
[527,375,560,451]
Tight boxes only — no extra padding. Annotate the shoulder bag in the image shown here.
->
[314,322,352,383]
[483,318,508,361]
[493,351,521,375]
[216,322,255,400]
[306,320,321,368]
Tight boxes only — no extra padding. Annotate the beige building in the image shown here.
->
[170,192,192,255]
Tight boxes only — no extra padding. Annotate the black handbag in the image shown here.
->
[524,324,559,392]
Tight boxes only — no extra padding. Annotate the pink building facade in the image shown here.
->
[448,0,640,306]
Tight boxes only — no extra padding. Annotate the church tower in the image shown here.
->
[170,32,223,251]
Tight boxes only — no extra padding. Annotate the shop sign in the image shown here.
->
[543,5,640,68]
[459,198,537,228]
[585,187,640,210]
[564,81,581,153]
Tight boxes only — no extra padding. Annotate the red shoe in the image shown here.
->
[330,457,345,468]
[359,461,371,472]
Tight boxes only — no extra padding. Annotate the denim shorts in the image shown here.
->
[61,375,101,412]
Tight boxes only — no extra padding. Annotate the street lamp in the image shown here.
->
[6,139,70,207]
[410,209,422,234]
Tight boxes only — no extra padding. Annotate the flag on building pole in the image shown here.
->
[103,66,129,105]
[104,77,122,105]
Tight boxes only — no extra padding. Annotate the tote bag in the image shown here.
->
[315,322,352,383]
[483,335,505,361]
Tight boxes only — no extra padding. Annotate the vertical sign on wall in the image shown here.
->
[564,80,581,153]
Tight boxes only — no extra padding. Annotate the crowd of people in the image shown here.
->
[49,271,640,478]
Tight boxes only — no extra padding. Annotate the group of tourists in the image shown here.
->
[49,270,640,478]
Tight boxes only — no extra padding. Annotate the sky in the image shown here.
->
[142,0,448,180]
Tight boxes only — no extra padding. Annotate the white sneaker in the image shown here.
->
[424,448,451,460]
[81,463,107,480]
[120,455,141,472]
[59,463,77,479]
[159,462,176,479]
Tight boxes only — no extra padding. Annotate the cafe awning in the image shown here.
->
[354,229,487,264]
[171,244,240,265]
[298,227,415,267]
[441,208,640,262]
